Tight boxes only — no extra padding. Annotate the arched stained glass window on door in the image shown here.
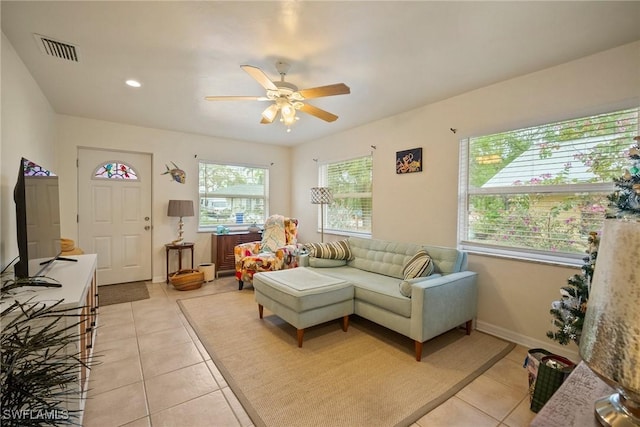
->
[93,161,139,180]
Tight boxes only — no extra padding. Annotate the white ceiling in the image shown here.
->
[2,1,639,146]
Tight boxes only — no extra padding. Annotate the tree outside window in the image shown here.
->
[460,107,638,261]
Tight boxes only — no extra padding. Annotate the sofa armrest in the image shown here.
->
[409,271,478,343]
[403,274,442,285]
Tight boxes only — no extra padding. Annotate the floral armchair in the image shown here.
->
[234,215,303,290]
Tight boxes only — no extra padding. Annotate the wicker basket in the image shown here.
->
[169,269,204,291]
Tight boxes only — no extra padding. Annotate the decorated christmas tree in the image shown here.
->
[547,135,639,346]
[546,231,599,345]
[606,136,640,219]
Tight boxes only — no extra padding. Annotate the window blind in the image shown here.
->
[320,155,373,235]
[459,107,638,263]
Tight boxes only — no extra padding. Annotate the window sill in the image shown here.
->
[460,242,583,268]
[321,229,372,239]
[198,225,261,234]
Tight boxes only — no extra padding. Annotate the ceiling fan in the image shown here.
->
[205,61,350,132]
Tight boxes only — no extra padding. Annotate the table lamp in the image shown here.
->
[579,219,640,426]
[167,200,194,245]
[310,187,333,243]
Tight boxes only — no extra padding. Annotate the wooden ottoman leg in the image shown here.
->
[297,329,304,348]
[258,304,264,319]
[465,319,473,335]
[342,315,350,332]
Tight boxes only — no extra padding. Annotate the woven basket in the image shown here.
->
[169,269,204,291]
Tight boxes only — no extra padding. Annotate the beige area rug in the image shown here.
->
[179,291,515,427]
[98,281,150,306]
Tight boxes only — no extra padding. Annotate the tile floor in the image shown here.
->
[82,279,537,427]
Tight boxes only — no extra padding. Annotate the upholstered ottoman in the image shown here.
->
[253,267,354,347]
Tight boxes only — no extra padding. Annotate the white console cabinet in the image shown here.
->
[2,254,98,424]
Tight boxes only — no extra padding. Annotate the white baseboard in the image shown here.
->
[476,320,580,363]
[152,275,166,283]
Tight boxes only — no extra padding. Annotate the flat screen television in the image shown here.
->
[13,158,63,278]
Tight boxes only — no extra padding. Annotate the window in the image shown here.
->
[198,162,268,228]
[319,155,373,236]
[458,107,638,264]
[93,162,138,180]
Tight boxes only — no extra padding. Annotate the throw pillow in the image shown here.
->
[261,215,286,252]
[399,280,412,298]
[305,240,352,260]
[402,250,434,280]
[398,274,443,298]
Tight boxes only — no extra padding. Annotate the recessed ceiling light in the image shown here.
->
[125,79,141,88]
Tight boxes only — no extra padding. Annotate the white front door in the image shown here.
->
[78,148,152,285]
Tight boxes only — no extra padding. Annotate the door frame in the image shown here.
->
[77,147,153,285]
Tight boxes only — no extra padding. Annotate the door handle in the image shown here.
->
[144,225,151,231]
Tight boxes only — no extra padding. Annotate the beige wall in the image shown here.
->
[56,115,291,283]
[291,41,640,358]
[1,33,57,269]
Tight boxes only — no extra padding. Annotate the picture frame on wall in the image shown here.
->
[396,147,422,174]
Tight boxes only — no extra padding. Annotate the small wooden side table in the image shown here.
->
[165,242,194,283]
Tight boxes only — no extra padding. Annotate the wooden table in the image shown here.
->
[165,242,194,283]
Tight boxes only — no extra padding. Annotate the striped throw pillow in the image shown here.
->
[402,250,434,280]
[305,240,352,260]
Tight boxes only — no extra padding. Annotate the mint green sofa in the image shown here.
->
[300,237,478,361]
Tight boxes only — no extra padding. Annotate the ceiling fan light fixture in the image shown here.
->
[262,104,279,122]
[281,101,297,127]
[282,114,296,127]
[281,103,295,118]
[205,61,350,130]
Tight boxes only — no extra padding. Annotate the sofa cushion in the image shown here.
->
[346,237,425,279]
[422,245,467,274]
[305,240,352,260]
[402,250,434,279]
[309,266,412,318]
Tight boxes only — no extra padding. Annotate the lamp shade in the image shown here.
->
[579,219,640,424]
[310,187,333,205]
[262,104,279,122]
[167,200,194,217]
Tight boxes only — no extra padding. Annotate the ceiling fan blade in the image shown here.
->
[241,65,278,91]
[204,96,269,101]
[299,103,339,122]
[297,83,350,99]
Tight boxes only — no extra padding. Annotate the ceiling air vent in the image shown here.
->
[33,34,79,62]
